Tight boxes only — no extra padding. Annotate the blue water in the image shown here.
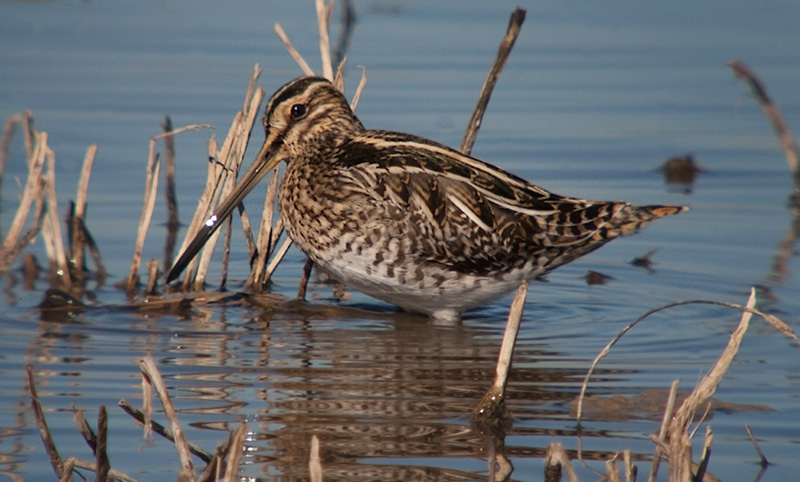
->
[1,1,799,480]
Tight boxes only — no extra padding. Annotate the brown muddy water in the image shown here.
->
[2,1,800,480]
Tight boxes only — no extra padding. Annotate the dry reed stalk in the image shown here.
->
[22,110,34,160]
[118,399,215,464]
[606,454,621,482]
[61,458,139,482]
[332,0,356,69]
[59,459,74,482]
[146,258,159,294]
[178,135,223,289]
[162,117,180,270]
[26,365,66,480]
[41,146,72,288]
[350,66,367,110]
[68,144,98,280]
[262,236,293,285]
[247,164,282,289]
[192,108,260,288]
[95,405,110,482]
[666,290,756,481]
[460,8,526,155]
[124,124,212,291]
[72,408,97,454]
[544,442,579,482]
[728,60,799,187]
[274,23,315,76]
[333,55,346,92]
[1,130,47,268]
[3,182,46,274]
[309,435,322,482]
[474,280,527,418]
[0,113,22,177]
[139,357,196,479]
[178,70,263,290]
[575,294,798,426]
[744,424,769,467]
[623,450,636,482]
[647,379,680,482]
[316,0,335,80]
[126,151,161,292]
[223,422,247,481]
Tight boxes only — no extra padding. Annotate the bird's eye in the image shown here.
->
[290,104,307,119]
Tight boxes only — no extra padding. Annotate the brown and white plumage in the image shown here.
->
[168,76,686,321]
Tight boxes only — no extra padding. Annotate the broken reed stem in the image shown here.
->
[139,357,195,477]
[309,435,322,482]
[333,55,347,92]
[74,144,97,220]
[162,116,180,271]
[42,146,72,288]
[247,164,282,290]
[127,150,161,292]
[69,144,98,280]
[460,8,526,155]
[178,135,222,288]
[262,236,293,286]
[744,423,769,467]
[646,379,680,482]
[26,365,66,479]
[316,0,335,81]
[223,423,247,481]
[95,405,111,482]
[575,293,799,425]
[0,130,47,270]
[544,442,579,482]
[474,280,527,419]
[666,289,756,481]
[178,69,262,290]
[332,0,357,70]
[727,60,800,187]
[274,23,315,76]
[351,67,367,111]
[126,123,212,292]
[494,280,527,394]
[0,113,22,177]
[118,399,214,464]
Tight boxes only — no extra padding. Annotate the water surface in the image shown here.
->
[1,1,799,480]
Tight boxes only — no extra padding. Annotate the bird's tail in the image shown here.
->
[613,204,687,237]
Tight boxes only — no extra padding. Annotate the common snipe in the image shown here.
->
[168,76,686,321]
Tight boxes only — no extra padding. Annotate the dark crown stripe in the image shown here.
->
[268,76,330,114]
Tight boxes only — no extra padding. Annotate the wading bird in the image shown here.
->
[168,76,685,322]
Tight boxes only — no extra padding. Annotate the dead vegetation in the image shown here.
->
[3,1,799,481]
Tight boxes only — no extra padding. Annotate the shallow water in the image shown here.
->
[1,1,799,480]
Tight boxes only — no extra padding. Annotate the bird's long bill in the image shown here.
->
[166,141,282,283]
